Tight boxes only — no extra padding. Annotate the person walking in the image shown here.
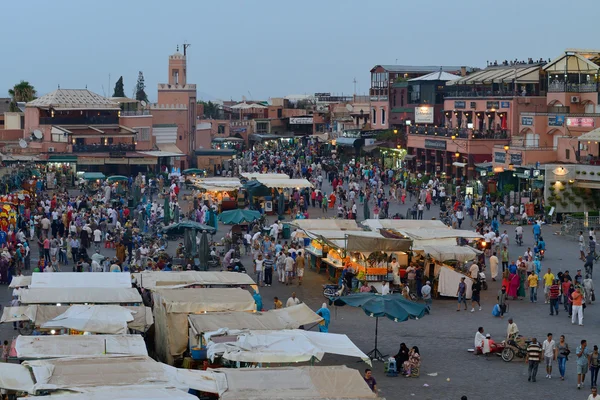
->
[543,268,555,304]
[557,335,570,381]
[276,251,286,283]
[254,253,264,287]
[577,339,591,389]
[263,253,274,287]
[542,333,557,379]
[589,345,600,388]
[490,251,499,281]
[470,278,482,312]
[571,286,584,326]
[528,270,539,303]
[501,246,509,272]
[498,286,507,318]
[549,279,560,315]
[456,277,467,311]
[526,337,542,382]
[421,281,432,309]
[286,292,301,307]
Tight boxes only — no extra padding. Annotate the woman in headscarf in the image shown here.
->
[402,346,421,377]
[316,303,330,333]
[394,343,410,366]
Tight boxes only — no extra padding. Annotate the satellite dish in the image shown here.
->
[19,139,28,149]
[33,129,43,140]
[140,100,147,107]
[346,104,353,112]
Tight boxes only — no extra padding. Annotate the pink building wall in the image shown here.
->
[119,115,154,151]
[370,100,389,129]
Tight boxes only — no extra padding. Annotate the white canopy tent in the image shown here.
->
[19,288,142,304]
[362,219,446,230]
[255,178,314,188]
[9,275,31,288]
[213,366,377,400]
[133,271,255,290]
[395,228,483,240]
[241,172,289,180]
[413,244,482,263]
[192,177,241,191]
[206,329,371,365]
[41,305,135,334]
[14,334,148,359]
[29,272,132,289]
[290,219,362,231]
[0,363,35,393]
[1,305,153,332]
[19,387,198,400]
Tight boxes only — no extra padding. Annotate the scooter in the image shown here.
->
[478,271,488,290]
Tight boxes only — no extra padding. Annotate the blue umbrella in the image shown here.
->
[331,293,427,360]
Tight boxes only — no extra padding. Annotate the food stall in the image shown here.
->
[193,177,242,212]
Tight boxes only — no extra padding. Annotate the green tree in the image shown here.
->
[112,76,125,97]
[8,80,36,111]
[135,71,148,102]
[198,100,220,119]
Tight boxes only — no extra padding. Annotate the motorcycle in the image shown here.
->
[539,249,545,260]
[501,336,530,362]
[515,233,523,246]
[323,283,348,299]
[479,271,488,290]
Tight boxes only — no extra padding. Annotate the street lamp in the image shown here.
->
[455,152,460,158]
[503,144,510,152]
[393,129,398,134]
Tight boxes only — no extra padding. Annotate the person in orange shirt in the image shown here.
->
[571,286,584,326]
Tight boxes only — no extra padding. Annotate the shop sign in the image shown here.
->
[548,115,565,127]
[486,101,500,109]
[424,139,447,150]
[415,106,434,124]
[494,152,506,163]
[500,101,510,109]
[510,153,522,166]
[566,117,594,128]
[521,117,533,126]
[78,157,105,165]
[289,117,313,125]
[134,158,157,165]
[104,158,128,164]
[454,101,466,109]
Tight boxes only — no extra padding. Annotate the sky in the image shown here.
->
[2,0,599,103]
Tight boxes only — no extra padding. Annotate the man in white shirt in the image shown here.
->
[489,252,499,281]
[421,281,432,308]
[475,327,486,350]
[269,222,279,240]
[93,228,102,252]
[542,333,557,378]
[380,281,390,295]
[284,254,295,285]
[469,262,480,279]
[286,292,301,307]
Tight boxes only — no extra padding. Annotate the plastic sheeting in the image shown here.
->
[41,305,135,334]
[133,271,255,290]
[20,387,198,400]
[290,219,361,231]
[207,329,370,365]
[15,334,148,359]
[9,275,31,288]
[19,288,142,304]
[414,244,481,262]
[22,356,221,394]
[346,234,411,252]
[188,303,322,334]
[241,173,289,179]
[0,363,35,393]
[437,266,473,298]
[254,178,313,188]
[213,366,377,400]
[362,219,446,230]
[29,272,132,288]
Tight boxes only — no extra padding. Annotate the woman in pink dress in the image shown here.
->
[508,273,520,299]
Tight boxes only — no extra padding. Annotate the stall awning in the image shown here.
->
[346,234,412,252]
[9,275,31,288]
[30,272,132,288]
[188,304,321,334]
[335,137,359,146]
[82,172,106,180]
[154,288,256,313]
[362,219,446,231]
[413,244,481,262]
[19,287,142,304]
[254,178,313,188]
[212,137,244,142]
[290,219,361,231]
[577,128,600,142]
[453,161,467,167]
[23,388,199,400]
[48,155,78,163]
[139,143,185,157]
[241,173,289,180]
[133,271,255,290]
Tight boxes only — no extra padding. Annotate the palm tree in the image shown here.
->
[8,81,37,112]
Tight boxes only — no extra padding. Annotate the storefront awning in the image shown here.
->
[452,162,467,167]
[139,143,185,157]
[577,128,600,142]
[404,154,416,160]
[335,137,359,147]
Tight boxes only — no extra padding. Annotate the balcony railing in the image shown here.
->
[40,116,120,125]
[548,81,598,93]
[72,143,135,152]
[120,110,151,116]
[409,126,509,139]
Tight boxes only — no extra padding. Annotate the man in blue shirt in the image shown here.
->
[533,223,541,243]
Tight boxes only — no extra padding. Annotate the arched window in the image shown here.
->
[525,132,540,147]
[372,108,377,125]
[381,108,386,125]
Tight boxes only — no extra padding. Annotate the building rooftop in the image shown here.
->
[27,89,120,110]
[372,65,474,73]
[447,64,543,86]
[409,71,461,82]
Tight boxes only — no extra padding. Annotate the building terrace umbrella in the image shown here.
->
[218,209,261,225]
[330,293,427,361]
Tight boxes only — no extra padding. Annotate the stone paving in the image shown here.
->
[1,181,599,400]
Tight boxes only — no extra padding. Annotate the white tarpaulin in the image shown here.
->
[206,329,371,365]
[362,219,446,230]
[22,356,221,394]
[241,173,289,179]
[1,306,153,332]
[0,363,35,393]
[437,266,473,298]
[19,288,142,304]
[15,335,148,359]
[290,219,361,231]
[414,245,481,262]
[255,178,313,188]
[41,305,135,334]
[20,387,198,400]
[396,228,483,240]
[188,304,322,334]
[192,178,241,191]
[133,271,255,290]
[155,288,256,314]
[29,272,132,288]
[9,275,31,288]
[213,366,377,400]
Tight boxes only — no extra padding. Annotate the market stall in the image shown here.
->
[19,288,142,305]
[193,177,241,212]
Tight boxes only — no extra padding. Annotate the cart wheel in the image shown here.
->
[501,347,514,362]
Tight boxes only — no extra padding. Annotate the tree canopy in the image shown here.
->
[135,71,148,102]
[8,80,36,112]
[113,76,125,97]
[198,100,221,119]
